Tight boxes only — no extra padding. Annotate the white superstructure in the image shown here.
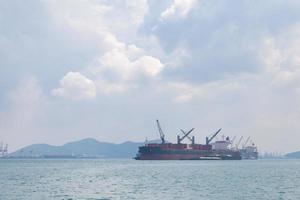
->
[212,136,231,150]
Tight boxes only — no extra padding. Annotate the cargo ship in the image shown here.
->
[135,120,241,160]
[240,146,258,159]
[234,136,258,159]
[240,138,258,159]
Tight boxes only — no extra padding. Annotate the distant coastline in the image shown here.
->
[2,138,300,159]
[5,138,145,159]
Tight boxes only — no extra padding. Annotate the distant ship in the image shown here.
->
[135,120,241,160]
[232,136,258,160]
[240,138,258,159]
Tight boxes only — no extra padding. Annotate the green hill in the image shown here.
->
[9,138,143,158]
[285,151,300,159]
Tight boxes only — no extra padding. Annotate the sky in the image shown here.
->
[1,0,300,153]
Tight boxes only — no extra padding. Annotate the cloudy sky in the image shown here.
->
[1,0,300,153]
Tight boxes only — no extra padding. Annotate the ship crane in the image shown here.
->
[179,130,195,144]
[230,136,236,148]
[185,133,195,144]
[206,128,222,145]
[231,136,236,144]
[236,136,243,149]
[243,137,250,148]
[156,120,166,144]
[178,128,195,144]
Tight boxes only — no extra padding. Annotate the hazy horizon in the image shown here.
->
[2,0,300,153]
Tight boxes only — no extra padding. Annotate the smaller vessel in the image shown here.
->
[239,137,258,159]
[240,144,258,159]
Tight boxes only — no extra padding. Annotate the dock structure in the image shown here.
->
[0,142,8,157]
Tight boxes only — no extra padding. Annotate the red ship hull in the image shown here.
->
[135,144,241,160]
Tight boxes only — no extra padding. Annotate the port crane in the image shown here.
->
[0,142,8,157]
[206,128,222,145]
[156,120,165,144]
[177,128,195,144]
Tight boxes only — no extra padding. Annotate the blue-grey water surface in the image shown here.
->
[1,159,300,200]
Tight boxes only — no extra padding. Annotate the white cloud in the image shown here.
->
[94,79,129,94]
[52,72,96,100]
[97,49,133,80]
[258,24,300,88]
[47,0,163,94]
[96,49,164,80]
[91,49,164,93]
[90,40,164,93]
[46,0,148,43]
[161,0,196,20]
[132,55,164,77]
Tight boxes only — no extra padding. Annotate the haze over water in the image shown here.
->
[1,159,299,199]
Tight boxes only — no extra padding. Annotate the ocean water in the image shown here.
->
[0,159,300,200]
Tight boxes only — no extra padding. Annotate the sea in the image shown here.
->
[0,159,300,200]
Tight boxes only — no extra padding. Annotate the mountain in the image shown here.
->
[285,151,300,159]
[9,138,143,158]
